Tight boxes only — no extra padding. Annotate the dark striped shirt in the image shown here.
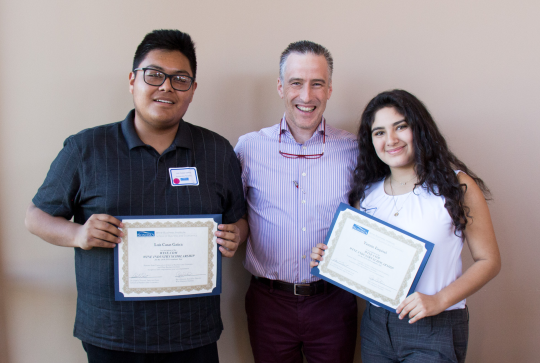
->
[32,110,246,353]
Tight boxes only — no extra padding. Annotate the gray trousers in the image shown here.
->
[361,302,469,363]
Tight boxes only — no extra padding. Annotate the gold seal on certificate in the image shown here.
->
[114,215,222,301]
[311,204,433,311]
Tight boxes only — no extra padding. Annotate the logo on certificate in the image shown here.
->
[169,167,199,186]
[352,224,369,235]
[137,231,155,237]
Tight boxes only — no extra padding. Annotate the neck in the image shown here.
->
[286,118,321,144]
[134,117,179,155]
[389,166,417,183]
[385,166,418,196]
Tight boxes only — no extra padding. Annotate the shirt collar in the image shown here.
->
[121,109,193,151]
[279,114,326,137]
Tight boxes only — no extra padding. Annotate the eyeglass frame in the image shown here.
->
[132,67,195,92]
[278,118,326,159]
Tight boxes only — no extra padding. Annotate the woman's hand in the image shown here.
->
[396,292,445,324]
[309,243,328,268]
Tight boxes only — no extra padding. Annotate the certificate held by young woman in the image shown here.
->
[311,203,434,312]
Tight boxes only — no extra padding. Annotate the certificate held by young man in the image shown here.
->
[311,203,434,312]
[114,214,222,301]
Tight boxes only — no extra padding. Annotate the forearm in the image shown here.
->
[435,257,501,310]
[25,203,80,248]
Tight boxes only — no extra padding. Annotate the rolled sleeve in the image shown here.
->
[32,136,82,219]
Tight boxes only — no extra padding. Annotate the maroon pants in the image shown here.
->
[245,277,357,363]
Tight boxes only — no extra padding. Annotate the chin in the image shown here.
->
[392,161,415,169]
[149,116,181,129]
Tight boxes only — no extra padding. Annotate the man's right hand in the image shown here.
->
[74,214,124,250]
[25,203,123,250]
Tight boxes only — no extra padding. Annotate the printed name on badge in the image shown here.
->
[169,167,199,186]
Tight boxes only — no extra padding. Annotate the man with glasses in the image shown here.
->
[25,29,247,362]
[235,41,359,362]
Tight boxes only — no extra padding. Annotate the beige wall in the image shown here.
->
[1,0,539,362]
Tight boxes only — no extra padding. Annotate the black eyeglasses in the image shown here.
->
[278,118,325,159]
[133,68,195,91]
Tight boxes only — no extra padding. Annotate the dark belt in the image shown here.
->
[253,276,332,296]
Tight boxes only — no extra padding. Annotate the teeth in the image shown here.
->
[156,99,173,104]
[297,105,315,112]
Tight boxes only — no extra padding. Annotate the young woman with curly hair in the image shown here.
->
[310,89,500,363]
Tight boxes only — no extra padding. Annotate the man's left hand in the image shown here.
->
[215,223,242,258]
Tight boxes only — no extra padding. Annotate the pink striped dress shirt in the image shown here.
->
[235,117,358,283]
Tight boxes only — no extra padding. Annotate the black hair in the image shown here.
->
[133,29,197,79]
[279,40,333,80]
[349,89,491,237]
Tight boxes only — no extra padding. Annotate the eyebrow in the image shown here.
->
[288,77,327,84]
[145,64,191,76]
[371,119,407,132]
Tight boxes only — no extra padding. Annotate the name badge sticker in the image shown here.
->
[169,167,199,186]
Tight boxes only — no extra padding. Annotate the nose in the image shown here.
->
[299,84,313,102]
[159,76,174,92]
[386,130,399,145]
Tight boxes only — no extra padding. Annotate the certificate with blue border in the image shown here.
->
[114,214,222,301]
[311,203,434,312]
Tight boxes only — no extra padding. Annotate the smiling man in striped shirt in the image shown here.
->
[235,41,359,363]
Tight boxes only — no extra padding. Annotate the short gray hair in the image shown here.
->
[279,40,333,81]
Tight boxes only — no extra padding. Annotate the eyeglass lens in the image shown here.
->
[144,69,192,91]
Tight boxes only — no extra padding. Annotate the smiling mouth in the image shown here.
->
[155,99,174,104]
[387,146,405,154]
[296,105,316,112]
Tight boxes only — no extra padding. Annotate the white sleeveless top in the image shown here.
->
[361,173,465,310]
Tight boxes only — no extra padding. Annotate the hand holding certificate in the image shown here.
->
[311,203,433,312]
[114,214,222,301]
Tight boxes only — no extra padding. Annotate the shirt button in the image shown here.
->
[302,279,306,283]
[302,227,306,232]
[302,172,306,177]
[302,200,306,204]
[302,255,306,259]
[302,146,307,150]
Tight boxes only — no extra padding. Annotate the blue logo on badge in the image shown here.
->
[180,178,189,181]
[352,224,369,235]
[137,231,155,237]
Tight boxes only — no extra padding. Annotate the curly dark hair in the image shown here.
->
[349,89,490,237]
